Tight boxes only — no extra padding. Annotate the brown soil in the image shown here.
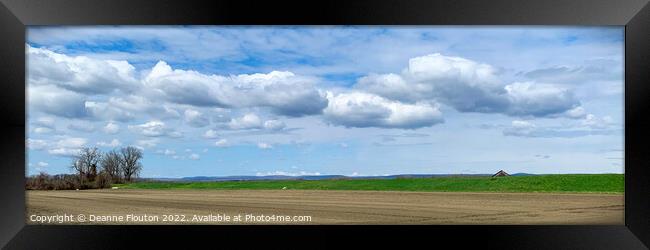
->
[26,189,623,225]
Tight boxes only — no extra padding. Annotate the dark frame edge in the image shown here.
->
[0,0,649,25]
[0,1,26,249]
[625,1,650,248]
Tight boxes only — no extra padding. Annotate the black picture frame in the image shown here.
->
[1,0,648,248]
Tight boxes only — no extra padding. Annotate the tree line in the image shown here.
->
[26,146,144,190]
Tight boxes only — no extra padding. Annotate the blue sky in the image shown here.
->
[26,26,624,177]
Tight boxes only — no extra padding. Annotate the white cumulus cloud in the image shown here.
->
[96,139,121,147]
[228,113,262,130]
[144,61,327,116]
[47,137,88,156]
[29,84,88,118]
[103,122,120,134]
[263,120,286,130]
[323,91,443,129]
[503,120,537,137]
[135,138,159,148]
[214,139,229,147]
[356,53,582,118]
[33,127,54,134]
[67,121,96,133]
[582,114,613,129]
[26,139,48,150]
[184,109,210,127]
[27,45,140,94]
[203,129,219,139]
[504,82,580,117]
[128,120,182,138]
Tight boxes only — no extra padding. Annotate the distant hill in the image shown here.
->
[511,173,536,176]
[148,173,518,182]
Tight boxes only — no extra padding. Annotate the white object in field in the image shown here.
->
[282,187,287,190]
[112,187,119,189]
[75,189,79,191]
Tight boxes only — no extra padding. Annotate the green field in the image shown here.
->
[113,174,623,193]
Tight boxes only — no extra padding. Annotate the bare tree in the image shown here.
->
[70,157,85,186]
[101,150,122,183]
[79,147,101,182]
[71,147,102,187]
[120,146,143,182]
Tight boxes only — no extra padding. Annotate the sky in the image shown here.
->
[25,26,624,178]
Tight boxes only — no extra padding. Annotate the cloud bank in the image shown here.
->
[29,45,596,133]
[356,53,583,118]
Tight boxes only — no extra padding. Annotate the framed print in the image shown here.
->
[0,0,648,248]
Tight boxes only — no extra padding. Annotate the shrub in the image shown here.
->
[26,173,81,190]
[57,175,80,190]
[94,172,111,189]
[26,172,53,190]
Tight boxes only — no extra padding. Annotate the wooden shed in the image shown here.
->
[492,170,510,177]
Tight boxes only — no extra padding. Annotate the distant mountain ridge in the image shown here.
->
[148,173,535,182]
